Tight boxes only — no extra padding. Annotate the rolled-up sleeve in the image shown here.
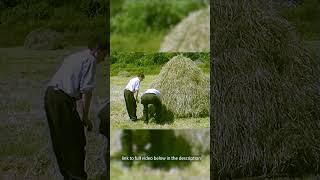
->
[80,59,96,94]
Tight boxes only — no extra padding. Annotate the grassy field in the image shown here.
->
[110,75,210,129]
[111,31,166,52]
[0,47,108,179]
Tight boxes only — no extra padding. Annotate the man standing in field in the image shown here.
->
[141,88,162,124]
[124,73,145,121]
[44,37,107,180]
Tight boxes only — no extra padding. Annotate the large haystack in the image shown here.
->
[159,7,209,52]
[151,55,209,118]
[24,28,64,50]
[211,0,320,178]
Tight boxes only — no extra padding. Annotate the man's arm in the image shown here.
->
[82,92,93,131]
[79,58,96,131]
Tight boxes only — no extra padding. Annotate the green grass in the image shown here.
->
[111,31,166,52]
[111,64,161,76]
[111,75,210,129]
[110,155,210,180]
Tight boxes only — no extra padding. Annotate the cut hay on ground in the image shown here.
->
[159,7,209,52]
[211,0,320,178]
[151,55,209,118]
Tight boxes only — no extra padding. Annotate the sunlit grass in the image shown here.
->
[111,31,166,52]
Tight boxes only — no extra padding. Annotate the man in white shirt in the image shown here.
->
[124,73,145,121]
[44,37,107,180]
[141,88,162,124]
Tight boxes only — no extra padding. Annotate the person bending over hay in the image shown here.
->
[140,88,162,124]
[44,36,107,179]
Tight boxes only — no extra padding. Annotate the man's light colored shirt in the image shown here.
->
[125,77,140,93]
[48,49,97,100]
[143,89,161,98]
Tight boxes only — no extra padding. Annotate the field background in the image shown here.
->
[110,0,210,52]
[0,0,107,47]
[110,52,210,129]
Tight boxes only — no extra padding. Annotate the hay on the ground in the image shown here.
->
[151,55,209,118]
[159,7,209,52]
[24,28,64,50]
[211,0,320,178]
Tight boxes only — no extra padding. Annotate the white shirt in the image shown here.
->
[143,89,161,98]
[125,77,140,93]
[48,49,96,100]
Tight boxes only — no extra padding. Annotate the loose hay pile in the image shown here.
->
[24,28,64,50]
[159,7,209,52]
[211,0,320,178]
[151,55,209,118]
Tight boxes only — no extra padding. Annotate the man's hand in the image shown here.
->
[83,116,93,131]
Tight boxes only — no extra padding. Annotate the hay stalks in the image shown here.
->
[151,55,209,118]
[211,0,320,178]
[160,7,210,52]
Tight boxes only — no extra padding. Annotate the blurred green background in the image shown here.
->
[110,0,210,52]
[0,0,319,48]
[0,0,108,47]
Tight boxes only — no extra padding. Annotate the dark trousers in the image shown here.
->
[121,130,133,167]
[98,101,109,179]
[141,93,161,122]
[98,101,109,138]
[44,87,87,180]
[124,89,137,121]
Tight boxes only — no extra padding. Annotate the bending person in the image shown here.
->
[140,88,161,124]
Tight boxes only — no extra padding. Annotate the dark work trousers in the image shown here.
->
[121,130,133,167]
[98,101,109,180]
[98,101,109,138]
[124,89,137,121]
[44,87,87,180]
[141,93,161,123]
